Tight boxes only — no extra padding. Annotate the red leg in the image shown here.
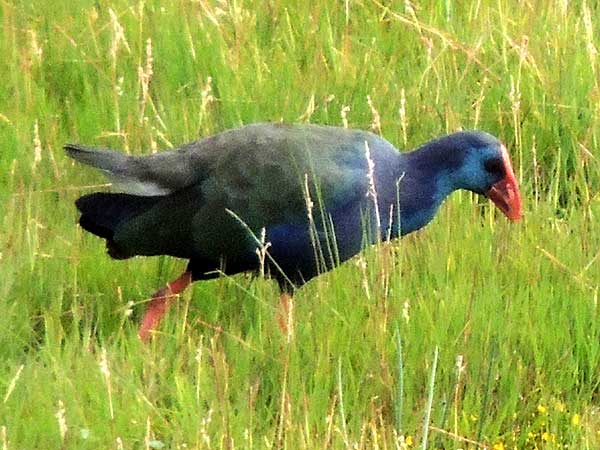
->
[277,292,294,342]
[138,271,192,342]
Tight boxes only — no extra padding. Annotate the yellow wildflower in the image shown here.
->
[493,442,505,450]
[572,414,580,426]
[405,435,413,446]
[537,404,547,415]
[542,431,556,442]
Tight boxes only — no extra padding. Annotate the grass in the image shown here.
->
[1,0,600,448]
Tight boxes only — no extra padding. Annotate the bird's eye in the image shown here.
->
[484,158,505,177]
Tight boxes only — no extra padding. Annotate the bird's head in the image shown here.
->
[447,131,522,221]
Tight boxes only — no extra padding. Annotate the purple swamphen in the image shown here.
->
[66,123,522,341]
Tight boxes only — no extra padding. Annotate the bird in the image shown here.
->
[65,123,522,341]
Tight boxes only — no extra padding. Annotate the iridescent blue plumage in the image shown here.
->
[66,123,520,294]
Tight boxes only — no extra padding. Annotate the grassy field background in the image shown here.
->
[2,0,600,448]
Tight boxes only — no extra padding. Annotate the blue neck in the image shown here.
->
[383,142,467,238]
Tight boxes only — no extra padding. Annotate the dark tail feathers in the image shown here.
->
[76,193,160,259]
